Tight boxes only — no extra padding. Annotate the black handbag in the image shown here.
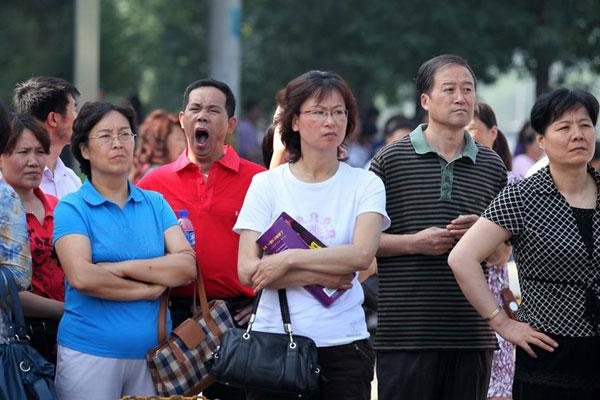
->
[210,289,321,397]
[0,269,57,400]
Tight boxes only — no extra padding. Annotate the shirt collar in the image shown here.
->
[32,187,54,219]
[531,164,600,197]
[43,157,66,178]
[81,179,144,206]
[171,145,241,173]
[410,124,478,164]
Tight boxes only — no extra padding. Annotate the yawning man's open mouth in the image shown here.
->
[195,128,209,145]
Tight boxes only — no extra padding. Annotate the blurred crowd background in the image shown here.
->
[1,0,599,168]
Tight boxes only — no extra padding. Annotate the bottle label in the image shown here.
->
[183,230,195,247]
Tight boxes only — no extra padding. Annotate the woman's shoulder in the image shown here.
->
[0,181,24,217]
[251,163,287,184]
[338,162,382,184]
[56,187,85,207]
[132,185,171,208]
[0,180,19,204]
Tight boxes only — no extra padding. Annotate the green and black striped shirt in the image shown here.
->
[370,125,507,351]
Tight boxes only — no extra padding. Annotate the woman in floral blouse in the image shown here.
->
[0,100,32,342]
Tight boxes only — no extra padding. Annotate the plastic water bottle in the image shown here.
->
[177,209,195,247]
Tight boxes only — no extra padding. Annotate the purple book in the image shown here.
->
[256,212,346,306]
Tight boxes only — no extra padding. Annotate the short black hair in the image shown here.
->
[383,114,416,138]
[0,99,10,154]
[71,102,138,180]
[530,88,599,135]
[13,76,79,122]
[182,79,236,117]
[3,114,50,155]
[415,54,477,95]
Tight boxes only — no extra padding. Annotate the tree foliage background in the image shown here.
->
[1,0,599,118]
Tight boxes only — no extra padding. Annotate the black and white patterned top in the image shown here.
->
[483,165,600,337]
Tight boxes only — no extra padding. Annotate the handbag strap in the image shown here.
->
[245,289,296,345]
[0,270,13,337]
[157,263,219,342]
[0,269,29,340]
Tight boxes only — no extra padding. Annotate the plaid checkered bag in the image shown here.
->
[146,271,235,396]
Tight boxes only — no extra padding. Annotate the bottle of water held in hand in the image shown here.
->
[177,209,195,247]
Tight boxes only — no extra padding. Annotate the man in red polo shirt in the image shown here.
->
[138,79,265,399]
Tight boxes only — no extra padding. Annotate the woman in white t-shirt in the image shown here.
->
[234,71,390,400]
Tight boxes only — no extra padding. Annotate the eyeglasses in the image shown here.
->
[300,109,348,121]
[89,131,136,146]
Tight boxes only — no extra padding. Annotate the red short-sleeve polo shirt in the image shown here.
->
[138,146,266,299]
[27,188,64,301]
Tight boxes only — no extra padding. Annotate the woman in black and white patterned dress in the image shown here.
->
[449,88,600,400]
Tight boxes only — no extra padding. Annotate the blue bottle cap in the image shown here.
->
[178,210,189,218]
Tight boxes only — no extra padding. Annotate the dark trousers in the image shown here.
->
[247,339,375,400]
[169,296,250,400]
[377,350,493,400]
[513,379,600,400]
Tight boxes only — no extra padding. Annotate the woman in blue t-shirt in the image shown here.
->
[53,102,196,399]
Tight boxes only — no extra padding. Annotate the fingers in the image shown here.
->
[450,214,479,225]
[528,336,556,353]
[447,228,469,238]
[431,228,455,239]
[234,305,253,325]
[510,323,558,358]
[236,313,252,326]
[253,278,266,293]
[447,214,479,233]
[534,331,559,349]
[520,342,538,358]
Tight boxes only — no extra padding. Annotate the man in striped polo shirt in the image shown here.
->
[370,54,507,400]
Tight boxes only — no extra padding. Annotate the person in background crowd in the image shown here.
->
[262,123,277,168]
[130,109,186,183]
[592,143,600,170]
[0,99,32,344]
[346,107,379,167]
[53,102,196,399]
[371,54,507,400]
[364,114,418,169]
[261,105,285,168]
[138,79,265,400]
[236,99,262,162]
[1,114,64,365]
[526,140,600,177]
[382,114,417,146]
[466,101,516,400]
[12,76,81,198]
[236,70,389,400]
[512,122,544,178]
[449,88,600,400]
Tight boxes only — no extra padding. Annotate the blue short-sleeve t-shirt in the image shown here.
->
[53,179,178,359]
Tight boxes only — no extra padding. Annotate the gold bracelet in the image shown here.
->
[484,305,502,322]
